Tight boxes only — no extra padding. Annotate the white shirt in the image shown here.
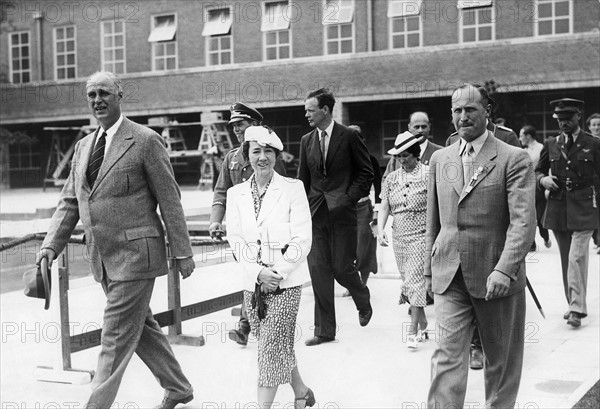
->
[319,120,335,159]
[95,114,124,152]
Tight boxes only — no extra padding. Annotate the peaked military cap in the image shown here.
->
[550,98,584,119]
[228,102,263,124]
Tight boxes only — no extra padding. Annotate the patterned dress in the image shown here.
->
[243,173,303,388]
[381,162,428,307]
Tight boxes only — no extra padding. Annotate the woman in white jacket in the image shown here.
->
[226,126,315,409]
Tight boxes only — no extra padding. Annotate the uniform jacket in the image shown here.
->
[535,131,600,231]
[298,122,374,220]
[446,122,520,147]
[425,131,536,298]
[383,139,442,179]
[42,117,192,282]
[212,146,287,209]
[226,172,312,291]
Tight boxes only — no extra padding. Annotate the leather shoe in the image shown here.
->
[567,312,581,328]
[228,329,248,346]
[304,336,335,346]
[469,347,484,370]
[359,308,373,327]
[563,310,570,320]
[155,394,193,409]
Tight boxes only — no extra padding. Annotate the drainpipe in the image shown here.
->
[366,0,373,51]
[34,12,43,81]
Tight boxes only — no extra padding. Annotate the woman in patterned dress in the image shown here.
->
[377,132,429,349]
[226,126,316,408]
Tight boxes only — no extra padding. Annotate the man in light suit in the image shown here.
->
[298,88,374,346]
[36,71,195,409]
[425,84,536,408]
[383,111,442,179]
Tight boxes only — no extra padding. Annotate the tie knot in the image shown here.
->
[461,142,474,157]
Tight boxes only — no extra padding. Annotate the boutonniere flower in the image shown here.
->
[466,166,485,193]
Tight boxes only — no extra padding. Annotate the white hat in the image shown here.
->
[387,131,419,155]
[244,126,284,151]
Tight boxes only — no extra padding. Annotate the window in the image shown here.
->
[382,119,409,157]
[9,31,31,83]
[388,0,422,49]
[54,26,77,80]
[101,20,126,73]
[262,1,292,60]
[536,0,571,36]
[323,0,355,55]
[203,8,233,66]
[148,14,177,71]
[458,1,494,43]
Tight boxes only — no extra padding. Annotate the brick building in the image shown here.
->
[0,0,599,188]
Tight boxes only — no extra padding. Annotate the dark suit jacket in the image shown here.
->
[383,140,442,179]
[535,131,600,231]
[42,117,193,282]
[298,122,374,220]
[425,132,536,298]
[445,122,520,147]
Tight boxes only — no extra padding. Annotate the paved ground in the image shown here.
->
[1,187,598,408]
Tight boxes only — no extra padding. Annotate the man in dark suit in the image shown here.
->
[36,71,195,409]
[383,111,442,179]
[536,98,600,327]
[425,84,536,408]
[298,88,374,346]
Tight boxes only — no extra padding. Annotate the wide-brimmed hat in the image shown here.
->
[22,258,51,310]
[387,131,419,155]
[228,102,263,124]
[550,98,584,119]
[244,126,284,151]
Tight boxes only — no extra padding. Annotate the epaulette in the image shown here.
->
[497,125,514,132]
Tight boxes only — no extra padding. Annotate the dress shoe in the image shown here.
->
[529,242,537,252]
[563,310,570,320]
[304,336,335,346]
[359,308,373,327]
[228,320,250,346]
[295,387,316,408]
[155,394,193,409]
[469,347,484,370]
[341,290,351,297]
[544,238,552,248]
[567,312,581,328]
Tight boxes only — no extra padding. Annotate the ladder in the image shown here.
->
[43,126,94,191]
[198,112,234,190]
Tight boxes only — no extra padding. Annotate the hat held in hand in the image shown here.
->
[23,257,51,310]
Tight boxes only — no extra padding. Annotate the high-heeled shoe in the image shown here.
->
[407,335,418,349]
[295,387,315,408]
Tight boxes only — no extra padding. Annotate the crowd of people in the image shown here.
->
[34,71,599,409]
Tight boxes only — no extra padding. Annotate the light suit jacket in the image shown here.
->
[425,132,536,298]
[42,117,192,282]
[226,172,312,291]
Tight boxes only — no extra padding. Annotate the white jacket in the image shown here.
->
[226,172,312,291]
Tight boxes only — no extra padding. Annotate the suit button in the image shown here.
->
[243,178,246,181]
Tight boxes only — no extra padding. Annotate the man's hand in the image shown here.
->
[485,270,511,301]
[209,222,225,241]
[540,175,559,191]
[36,248,56,268]
[177,257,195,279]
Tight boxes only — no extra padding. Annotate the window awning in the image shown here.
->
[202,8,232,36]
[322,0,354,25]
[148,17,176,42]
[262,1,291,32]
[457,0,493,9]
[387,0,422,18]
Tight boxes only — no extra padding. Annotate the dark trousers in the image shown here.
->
[308,203,371,338]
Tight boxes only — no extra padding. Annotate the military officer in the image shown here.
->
[536,98,600,328]
[209,102,287,345]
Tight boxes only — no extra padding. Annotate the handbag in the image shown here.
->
[22,257,51,310]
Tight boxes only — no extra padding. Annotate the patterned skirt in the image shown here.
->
[244,286,302,387]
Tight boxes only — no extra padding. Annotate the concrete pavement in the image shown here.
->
[1,187,598,408]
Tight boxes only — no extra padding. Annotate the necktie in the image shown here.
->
[320,131,327,175]
[461,141,474,185]
[87,131,106,187]
[565,133,574,151]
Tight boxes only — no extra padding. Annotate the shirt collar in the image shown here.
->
[99,114,124,151]
[420,139,428,151]
[320,121,335,139]
[460,130,488,157]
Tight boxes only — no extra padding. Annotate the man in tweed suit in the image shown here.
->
[425,84,536,408]
[36,71,195,409]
